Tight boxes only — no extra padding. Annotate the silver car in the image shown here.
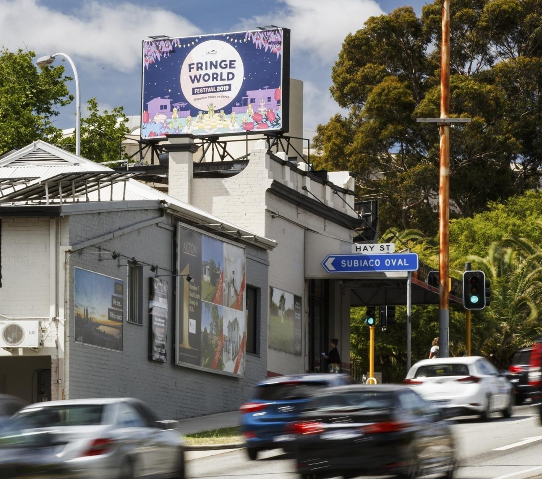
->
[0,398,185,478]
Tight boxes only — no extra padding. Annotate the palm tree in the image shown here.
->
[467,241,542,367]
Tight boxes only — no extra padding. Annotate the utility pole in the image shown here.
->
[418,0,470,358]
[369,325,376,384]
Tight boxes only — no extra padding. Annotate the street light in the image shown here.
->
[36,53,81,156]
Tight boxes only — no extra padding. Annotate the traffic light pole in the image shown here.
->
[465,262,472,355]
[369,325,375,381]
[407,271,412,371]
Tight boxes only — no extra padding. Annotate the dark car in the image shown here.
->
[292,385,457,479]
[240,374,350,460]
[506,347,534,405]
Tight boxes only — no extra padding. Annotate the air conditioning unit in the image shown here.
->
[0,321,41,348]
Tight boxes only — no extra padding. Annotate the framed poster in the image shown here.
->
[269,286,302,356]
[149,277,168,363]
[175,224,246,377]
[74,268,123,351]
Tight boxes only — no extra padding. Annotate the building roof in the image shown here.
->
[0,141,276,249]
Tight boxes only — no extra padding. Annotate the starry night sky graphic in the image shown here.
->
[142,31,283,116]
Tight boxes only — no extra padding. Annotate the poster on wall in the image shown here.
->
[269,287,302,356]
[149,278,168,363]
[141,28,290,139]
[74,268,123,351]
[176,225,246,377]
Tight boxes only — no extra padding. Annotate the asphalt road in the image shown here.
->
[185,404,542,479]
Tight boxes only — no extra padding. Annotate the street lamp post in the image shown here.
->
[36,53,81,156]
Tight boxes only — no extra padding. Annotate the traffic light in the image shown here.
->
[463,270,486,310]
[427,271,439,288]
[379,306,396,328]
[379,308,387,328]
[387,306,396,325]
[365,307,376,326]
[485,278,491,306]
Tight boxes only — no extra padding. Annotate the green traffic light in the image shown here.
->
[470,295,479,304]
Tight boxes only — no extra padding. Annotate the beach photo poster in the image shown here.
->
[74,268,123,351]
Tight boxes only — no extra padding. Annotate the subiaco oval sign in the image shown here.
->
[321,253,419,273]
[180,40,244,111]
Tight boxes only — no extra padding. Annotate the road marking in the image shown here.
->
[494,435,542,451]
[494,465,542,479]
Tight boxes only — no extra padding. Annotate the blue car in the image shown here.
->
[240,374,350,460]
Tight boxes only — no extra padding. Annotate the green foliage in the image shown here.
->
[0,49,129,164]
[59,98,130,164]
[315,0,542,234]
[0,49,71,153]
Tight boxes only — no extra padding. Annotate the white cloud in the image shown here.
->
[0,0,201,72]
[238,0,384,64]
[303,80,348,131]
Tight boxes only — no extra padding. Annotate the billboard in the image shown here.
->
[149,278,168,362]
[175,225,246,377]
[74,268,123,351]
[141,28,290,139]
[269,287,302,356]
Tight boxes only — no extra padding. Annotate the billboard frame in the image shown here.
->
[174,223,247,378]
[140,27,290,141]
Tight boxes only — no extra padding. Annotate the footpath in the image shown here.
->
[177,410,244,461]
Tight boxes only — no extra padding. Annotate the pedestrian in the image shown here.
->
[322,338,341,373]
[429,337,439,359]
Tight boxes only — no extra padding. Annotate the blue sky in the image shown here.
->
[1,0,427,138]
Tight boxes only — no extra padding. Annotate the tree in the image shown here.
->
[0,49,71,154]
[59,98,130,164]
[314,0,542,234]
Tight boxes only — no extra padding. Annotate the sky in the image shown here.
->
[0,0,427,139]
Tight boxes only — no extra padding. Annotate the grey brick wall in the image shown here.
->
[67,208,269,420]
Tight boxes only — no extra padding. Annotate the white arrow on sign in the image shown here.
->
[324,257,335,271]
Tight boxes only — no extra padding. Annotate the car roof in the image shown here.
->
[411,356,483,368]
[256,373,348,386]
[322,384,410,394]
[21,398,138,410]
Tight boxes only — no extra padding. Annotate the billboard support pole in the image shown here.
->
[407,270,412,372]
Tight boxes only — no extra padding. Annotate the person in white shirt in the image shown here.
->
[429,337,440,359]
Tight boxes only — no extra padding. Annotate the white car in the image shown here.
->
[404,356,514,420]
[0,398,185,478]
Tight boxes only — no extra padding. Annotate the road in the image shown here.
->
[186,404,542,479]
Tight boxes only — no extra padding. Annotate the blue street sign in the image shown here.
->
[321,253,419,273]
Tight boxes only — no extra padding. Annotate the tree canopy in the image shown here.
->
[314,0,542,234]
[0,49,129,164]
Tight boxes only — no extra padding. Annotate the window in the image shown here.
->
[250,98,256,104]
[246,285,259,355]
[160,104,168,110]
[128,264,143,324]
[267,97,272,103]
[117,403,146,428]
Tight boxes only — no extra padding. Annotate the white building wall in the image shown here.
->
[0,218,51,318]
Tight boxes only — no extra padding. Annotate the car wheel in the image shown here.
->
[117,458,135,479]
[480,396,492,421]
[502,394,514,419]
[175,449,185,479]
[246,447,259,460]
[396,448,421,479]
[538,404,542,427]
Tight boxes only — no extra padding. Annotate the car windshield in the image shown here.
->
[11,404,105,429]
[312,391,394,412]
[254,382,328,400]
[414,363,470,378]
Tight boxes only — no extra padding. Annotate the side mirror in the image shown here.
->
[156,420,179,431]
